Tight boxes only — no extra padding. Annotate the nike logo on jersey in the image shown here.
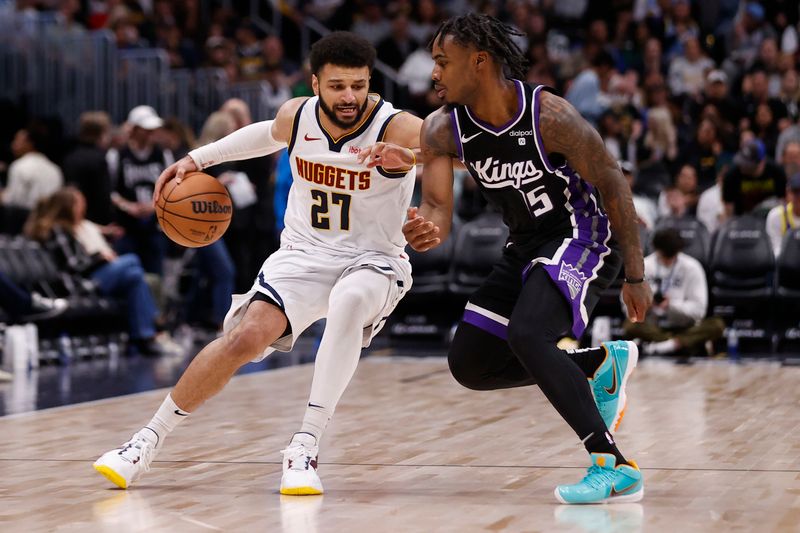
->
[304,134,321,141]
[308,403,324,409]
[460,132,481,143]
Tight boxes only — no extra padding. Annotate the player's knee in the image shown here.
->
[223,323,271,363]
[448,328,492,390]
[447,350,487,390]
[328,285,373,319]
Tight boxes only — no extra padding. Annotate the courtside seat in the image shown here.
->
[0,236,123,333]
[0,204,31,235]
[655,216,710,267]
[709,216,774,299]
[775,228,800,353]
[407,222,457,297]
[709,216,775,352]
[449,211,508,295]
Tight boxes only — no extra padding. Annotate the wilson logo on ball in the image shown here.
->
[190,200,232,215]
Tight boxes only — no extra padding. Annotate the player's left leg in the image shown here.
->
[506,267,642,504]
[280,268,393,495]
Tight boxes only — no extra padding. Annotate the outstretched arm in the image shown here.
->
[153,97,307,203]
[538,91,652,322]
[402,109,457,251]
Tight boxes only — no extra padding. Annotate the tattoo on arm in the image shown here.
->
[539,92,645,277]
[421,109,458,158]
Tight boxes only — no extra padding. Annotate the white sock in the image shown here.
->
[300,403,331,442]
[298,269,390,443]
[142,393,190,448]
[649,339,679,354]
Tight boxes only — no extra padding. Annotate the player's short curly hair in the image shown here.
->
[309,32,376,75]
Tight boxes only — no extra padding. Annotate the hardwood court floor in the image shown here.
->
[1,357,799,532]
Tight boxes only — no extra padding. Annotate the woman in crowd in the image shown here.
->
[24,187,163,355]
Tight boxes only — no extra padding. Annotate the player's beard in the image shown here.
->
[318,95,369,130]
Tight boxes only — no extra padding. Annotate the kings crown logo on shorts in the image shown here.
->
[558,262,586,300]
[191,200,232,215]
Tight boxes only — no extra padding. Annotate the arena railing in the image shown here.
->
[0,10,287,134]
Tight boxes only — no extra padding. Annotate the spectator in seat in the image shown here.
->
[111,105,173,275]
[565,49,616,126]
[376,11,419,71]
[668,33,714,98]
[0,270,68,321]
[658,164,699,220]
[621,160,657,229]
[623,228,725,356]
[723,138,786,218]
[63,111,115,225]
[1,121,63,210]
[766,172,800,257]
[25,187,164,356]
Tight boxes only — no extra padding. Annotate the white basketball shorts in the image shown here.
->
[222,244,412,362]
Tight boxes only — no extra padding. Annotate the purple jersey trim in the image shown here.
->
[522,165,612,338]
[450,109,464,161]
[463,309,508,340]
[464,79,525,134]
[532,85,557,173]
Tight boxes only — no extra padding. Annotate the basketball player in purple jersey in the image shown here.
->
[363,14,652,504]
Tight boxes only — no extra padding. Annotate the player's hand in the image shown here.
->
[622,281,653,323]
[153,156,198,204]
[403,206,440,252]
[357,142,415,170]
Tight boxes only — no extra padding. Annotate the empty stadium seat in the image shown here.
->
[0,204,31,235]
[655,216,710,267]
[449,211,508,295]
[775,228,800,353]
[406,223,456,297]
[709,215,775,352]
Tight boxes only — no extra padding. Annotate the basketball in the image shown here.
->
[155,171,233,248]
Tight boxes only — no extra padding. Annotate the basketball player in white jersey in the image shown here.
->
[93,32,422,495]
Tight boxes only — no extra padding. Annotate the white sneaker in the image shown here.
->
[93,430,158,489]
[280,432,323,495]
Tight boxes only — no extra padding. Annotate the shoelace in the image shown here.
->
[117,438,154,473]
[581,465,616,489]
[280,444,315,471]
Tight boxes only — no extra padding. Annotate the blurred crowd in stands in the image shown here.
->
[1,0,800,356]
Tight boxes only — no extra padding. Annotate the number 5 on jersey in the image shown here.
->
[311,189,351,230]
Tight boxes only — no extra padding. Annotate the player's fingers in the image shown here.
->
[407,206,418,220]
[153,168,173,204]
[402,216,425,232]
[367,144,387,168]
[415,238,441,252]
[406,221,435,240]
[358,145,375,165]
[175,165,185,184]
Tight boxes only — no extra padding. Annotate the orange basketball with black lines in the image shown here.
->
[155,171,232,248]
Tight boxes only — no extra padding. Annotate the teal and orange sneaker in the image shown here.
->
[591,340,638,432]
[554,453,644,504]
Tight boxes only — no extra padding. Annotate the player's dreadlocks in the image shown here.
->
[430,13,529,80]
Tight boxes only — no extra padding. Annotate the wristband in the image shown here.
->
[624,277,646,284]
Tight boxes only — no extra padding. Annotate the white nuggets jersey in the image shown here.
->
[282,94,415,256]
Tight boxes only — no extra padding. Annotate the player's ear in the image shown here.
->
[311,74,320,96]
[474,51,488,71]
